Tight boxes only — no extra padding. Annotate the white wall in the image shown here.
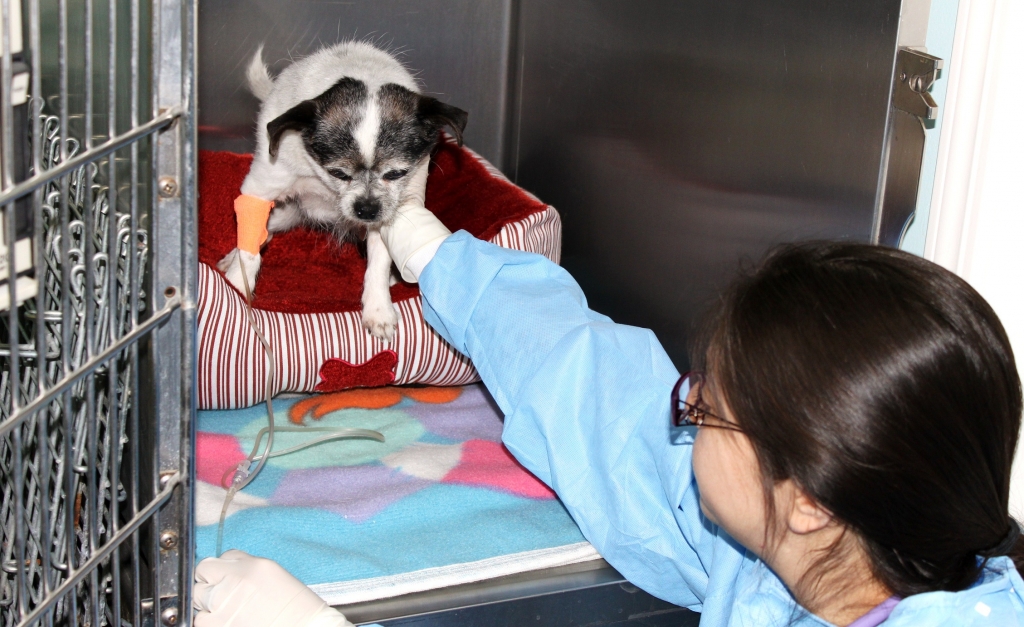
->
[963,0,1024,518]
[921,0,1024,515]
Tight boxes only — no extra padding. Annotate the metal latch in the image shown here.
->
[893,49,943,120]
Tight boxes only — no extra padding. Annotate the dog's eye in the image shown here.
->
[328,169,353,181]
[383,169,409,181]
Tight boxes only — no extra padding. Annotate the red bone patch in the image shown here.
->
[314,350,399,394]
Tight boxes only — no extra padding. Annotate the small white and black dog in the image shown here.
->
[218,41,468,340]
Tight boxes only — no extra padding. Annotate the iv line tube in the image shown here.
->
[216,257,276,556]
[246,427,385,464]
[219,427,385,489]
[215,257,385,556]
[233,259,276,491]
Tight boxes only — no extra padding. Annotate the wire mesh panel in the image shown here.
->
[0,0,195,625]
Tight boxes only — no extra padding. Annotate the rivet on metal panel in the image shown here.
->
[159,531,179,550]
[158,177,179,198]
[159,471,176,489]
[161,606,179,626]
[164,286,177,298]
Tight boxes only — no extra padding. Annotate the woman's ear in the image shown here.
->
[781,482,834,535]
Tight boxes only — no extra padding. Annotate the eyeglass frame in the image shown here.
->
[671,371,743,432]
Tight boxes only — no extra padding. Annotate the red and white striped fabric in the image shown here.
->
[197,202,561,410]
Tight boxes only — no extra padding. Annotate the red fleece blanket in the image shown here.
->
[198,140,546,314]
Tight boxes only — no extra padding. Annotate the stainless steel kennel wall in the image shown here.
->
[0,0,195,625]
[198,0,925,369]
[510,0,910,365]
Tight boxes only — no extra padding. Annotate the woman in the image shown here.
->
[195,207,1024,626]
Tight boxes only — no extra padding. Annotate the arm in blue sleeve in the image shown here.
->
[418,231,741,609]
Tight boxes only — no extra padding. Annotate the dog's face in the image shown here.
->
[266,78,468,229]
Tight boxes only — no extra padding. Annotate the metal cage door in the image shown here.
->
[0,0,196,624]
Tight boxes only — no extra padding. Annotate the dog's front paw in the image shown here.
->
[217,248,262,298]
[361,302,399,342]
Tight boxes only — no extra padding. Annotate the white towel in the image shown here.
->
[312,542,602,606]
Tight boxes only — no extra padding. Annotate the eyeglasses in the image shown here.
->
[671,372,743,432]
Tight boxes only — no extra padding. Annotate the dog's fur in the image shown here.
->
[218,41,468,340]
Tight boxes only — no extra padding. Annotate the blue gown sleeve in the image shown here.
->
[418,231,737,610]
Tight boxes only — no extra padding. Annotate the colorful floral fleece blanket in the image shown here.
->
[194,383,599,605]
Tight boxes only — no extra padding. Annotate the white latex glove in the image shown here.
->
[193,550,354,627]
[379,205,451,283]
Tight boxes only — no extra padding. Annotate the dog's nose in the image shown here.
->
[353,198,381,222]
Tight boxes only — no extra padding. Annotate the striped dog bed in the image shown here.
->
[197,138,561,409]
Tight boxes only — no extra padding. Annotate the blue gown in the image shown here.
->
[418,231,1024,626]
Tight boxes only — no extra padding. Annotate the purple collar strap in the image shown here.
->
[847,596,901,627]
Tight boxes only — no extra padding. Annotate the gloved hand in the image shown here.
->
[193,550,355,627]
[379,205,451,283]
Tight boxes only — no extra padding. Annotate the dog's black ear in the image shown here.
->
[418,97,469,146]
[266,100,317,158]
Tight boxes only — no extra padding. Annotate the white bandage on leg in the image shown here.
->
[379,205,451,283]
[216,249,261,299]
[193,550,354,627]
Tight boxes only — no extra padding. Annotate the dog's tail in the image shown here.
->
[246,45,274,102]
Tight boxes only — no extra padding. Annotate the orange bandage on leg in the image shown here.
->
[234,194,274,255]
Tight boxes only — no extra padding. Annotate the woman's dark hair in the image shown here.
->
[696,241,1023,597]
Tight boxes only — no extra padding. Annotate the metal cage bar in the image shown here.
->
[0,0,195,625]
